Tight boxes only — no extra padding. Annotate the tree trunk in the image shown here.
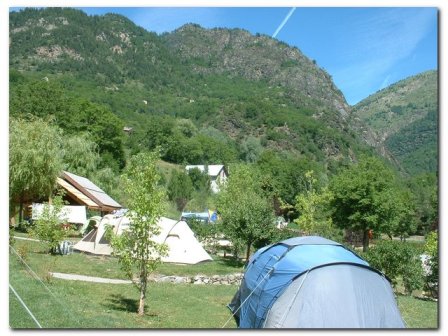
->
[18,196,24,224]
[362,229,370,252]
[9,204,17,227]
[138,269,148,316]
[245,241,252,263]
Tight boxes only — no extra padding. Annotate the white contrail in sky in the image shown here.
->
[272,7,296,38]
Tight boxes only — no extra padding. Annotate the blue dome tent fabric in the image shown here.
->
[228,236,405,328]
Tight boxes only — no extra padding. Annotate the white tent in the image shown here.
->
[73,214,213,264]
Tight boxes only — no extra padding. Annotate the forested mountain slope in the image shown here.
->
[9,7,374,175]
[351,70,438,175]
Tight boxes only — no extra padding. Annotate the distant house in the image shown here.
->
[185,165,228,193]
[123,126,133,135]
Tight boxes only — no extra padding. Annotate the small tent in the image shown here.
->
[73,214,212,264]
[228,236,405,328]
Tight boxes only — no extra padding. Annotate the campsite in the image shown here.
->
[9,235,438,328]
[8,7,439,330]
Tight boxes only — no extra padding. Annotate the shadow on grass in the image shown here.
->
[216,256,245,268]
[105,294,140,313]
[104,294,164,321]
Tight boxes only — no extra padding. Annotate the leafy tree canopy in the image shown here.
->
[217,164,276,261]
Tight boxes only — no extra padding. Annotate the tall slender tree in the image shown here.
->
[108,151,168,316]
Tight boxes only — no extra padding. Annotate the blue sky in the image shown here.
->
[71,7,439,105]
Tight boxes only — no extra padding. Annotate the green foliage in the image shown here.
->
[407,173,438,234]
[387,187,418,240]
[423,231,438,298]
[329,156,413,251]
[256,150,325,207]
[9,117,64,208]
[108,151,168,315]
[188,220,224,254]
[72,100,126,170]
[363,240,424,295]
[29,194,70,254]
[294,171,342,241]
[10,77,126,171]
[386,108,438,175]
[167,170,194,211]
[62,133,100,177]
[217,164,276,260]
[353,70,437,176]
[188,167,211,193]
[240,136,263,163]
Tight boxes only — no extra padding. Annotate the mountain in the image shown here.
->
[351,71,438,175]
[162,24,350,123]
[9,7,374,176]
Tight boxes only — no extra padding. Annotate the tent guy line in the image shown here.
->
[10,245,82,325]
[9,284,42,328]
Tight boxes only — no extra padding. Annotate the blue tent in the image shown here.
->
[228,236,405,328]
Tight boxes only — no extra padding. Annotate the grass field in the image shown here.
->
[10,253,238,328]
[9,237,438,329]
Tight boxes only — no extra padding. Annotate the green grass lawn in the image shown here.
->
[10,254,238,328]
[10,238,244,280]
[397,295,439,329]
[9,237,438,329]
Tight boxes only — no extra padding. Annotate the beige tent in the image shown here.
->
[73,214,212,264]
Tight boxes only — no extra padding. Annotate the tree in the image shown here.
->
[30,193,69,254]
[217,164,276,261]
[108,151,168,316]
[363,240,424,294]
[329,156,408,251]
[407,173,438,234]
[62,133,100,177]
[167,170,194,211]
[294,171,341,241]
[71,100,126,171]
[239,136,263,163]
[387,187,418,240]
[9,117,64,224]
[188,167,211,193]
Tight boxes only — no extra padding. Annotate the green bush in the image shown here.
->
[423,231,438,298]
[363,240,424,295]
[29,195,71,254]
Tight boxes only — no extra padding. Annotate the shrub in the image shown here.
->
[188,219,224,254]
[30,194,70,254]
[16,245,29,263]
[363,239,424,295]
[423,231,438,298]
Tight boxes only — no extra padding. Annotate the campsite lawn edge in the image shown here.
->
[11,236,244,279]
[9,236,438,329]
